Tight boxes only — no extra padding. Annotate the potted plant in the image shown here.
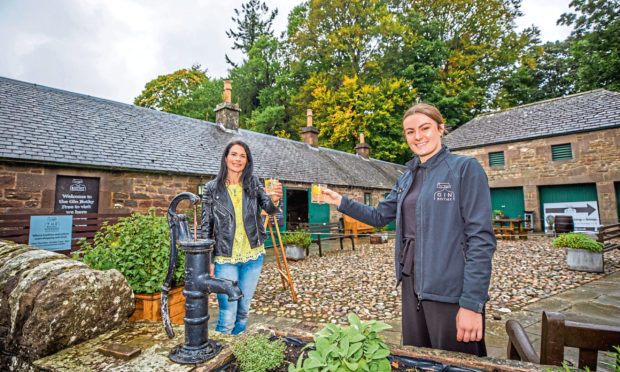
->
[370,226,389,244]
[74,208,186,323]
[280,230,312,261]
[553,232,604,273]
[493,209,505,219]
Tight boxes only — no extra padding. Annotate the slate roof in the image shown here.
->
[443,89,620,150]
[0,77,405,189]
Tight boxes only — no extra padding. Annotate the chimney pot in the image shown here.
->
[214,80,241,130]
[355,132,370,159]
[223,80,232,103]
[301,108,319,147]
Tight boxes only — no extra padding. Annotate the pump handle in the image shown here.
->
[162,192,200,338]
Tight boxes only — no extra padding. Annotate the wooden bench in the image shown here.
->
[299,222,355,257]
[597,223,620,253]
[493,226,516,240]
[342,215,374,237]
[506,311,620,370]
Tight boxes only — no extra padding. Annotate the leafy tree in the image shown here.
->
[308,74,417,163]
[500,41,577,106]
[134,67,223,121]
[558,0,620,91]
[225,0,278,67]
[398,0,540,124]
[229,36,283,119]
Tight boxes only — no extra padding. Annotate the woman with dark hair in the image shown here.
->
[322,103,496,356]
[201,140,282,335]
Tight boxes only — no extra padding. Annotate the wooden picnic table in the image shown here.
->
[493,218,528,240]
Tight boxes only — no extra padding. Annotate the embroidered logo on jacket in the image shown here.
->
[434,182,455,201]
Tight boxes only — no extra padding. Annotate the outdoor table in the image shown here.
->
[493,218,527,240]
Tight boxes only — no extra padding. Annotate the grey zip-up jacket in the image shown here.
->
[201,176,279,258]
[338,146,496,313]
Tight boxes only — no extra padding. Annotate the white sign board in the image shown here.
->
[543,201,600,232]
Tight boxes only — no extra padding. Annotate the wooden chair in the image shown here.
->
[506,311,620,371]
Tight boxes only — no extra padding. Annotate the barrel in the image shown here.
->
[554,215,574,233]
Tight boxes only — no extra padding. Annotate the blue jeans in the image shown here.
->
[214,254,263,335]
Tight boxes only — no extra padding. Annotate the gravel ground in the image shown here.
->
[249,236,620,324]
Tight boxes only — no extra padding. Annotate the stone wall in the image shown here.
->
[451,127,620,227]
[0,240,134,370]
[0,162,209,215]
[0,162,393,226]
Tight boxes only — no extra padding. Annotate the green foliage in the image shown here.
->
[493,209,504,217]
[280,231,312,250]
[608,345,620,372]
[558,0,620,92]
[230,333,286,372]
[372,226,387,233]
[134,66,223,121]
[73,209,184,294]
[225,0,278,67]
[289,313,392,372]
[553,232,603,253]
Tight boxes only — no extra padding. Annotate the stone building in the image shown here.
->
[443,89,620,232]
[0,76,405,232]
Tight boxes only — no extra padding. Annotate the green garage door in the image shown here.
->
[490,187,525,219]
[539,183,598,230]
[615,182,620,222]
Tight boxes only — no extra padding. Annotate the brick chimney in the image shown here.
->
[300,109,319,147]
[355,132,370,159]
[214,80,241,131]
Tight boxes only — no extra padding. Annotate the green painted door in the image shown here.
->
[264,186,286,248]
[539,183,598,230]
[490,187,525,219]
[616,182,620,222]
[385,192,395,231]
[308,188,330,238]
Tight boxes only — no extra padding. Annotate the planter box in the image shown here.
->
[370,232,388,244]
[566,248,604,273]
[285,244,306,261]
[129,286,185,324]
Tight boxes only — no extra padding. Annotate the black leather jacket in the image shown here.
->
[200,176,279,258]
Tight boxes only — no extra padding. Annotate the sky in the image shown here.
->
[0,0,574,105]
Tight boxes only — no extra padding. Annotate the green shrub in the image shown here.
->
[230,333,286,372]
[553,232,603,253]
[73,208,184,294]
[280,231,312,249]
[289,313,392,372]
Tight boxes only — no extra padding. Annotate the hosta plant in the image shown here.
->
[289,313,392,372]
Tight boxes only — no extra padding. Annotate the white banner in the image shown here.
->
[543,201,600,232]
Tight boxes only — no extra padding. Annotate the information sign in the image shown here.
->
[28,215,73,251]
[54,176,100,215]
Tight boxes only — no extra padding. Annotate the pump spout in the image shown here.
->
[202,276,243,302]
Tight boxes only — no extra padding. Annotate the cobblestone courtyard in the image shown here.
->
[249,236,620,324]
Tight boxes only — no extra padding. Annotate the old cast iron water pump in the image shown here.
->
[161,192,243,364]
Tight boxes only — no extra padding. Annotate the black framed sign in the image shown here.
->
[54,176,100,215]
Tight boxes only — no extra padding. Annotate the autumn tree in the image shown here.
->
[225,0,278,67]
[134,67,223,121]
[308,75,417,163]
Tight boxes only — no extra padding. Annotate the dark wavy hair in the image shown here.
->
[214,140,256,196]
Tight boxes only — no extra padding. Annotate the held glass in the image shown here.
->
[311,184,326,204]
[264,178,278,196]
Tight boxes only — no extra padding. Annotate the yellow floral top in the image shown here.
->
[214,183,265,264]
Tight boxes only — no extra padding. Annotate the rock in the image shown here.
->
[0,241,134,369]
[492,313,502,320]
